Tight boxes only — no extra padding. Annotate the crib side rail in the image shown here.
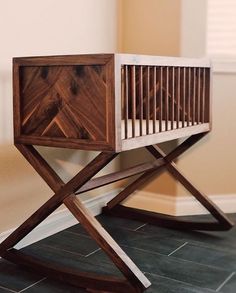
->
[117,55,211,147]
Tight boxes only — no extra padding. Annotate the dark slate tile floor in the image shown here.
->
[0,213,236,292]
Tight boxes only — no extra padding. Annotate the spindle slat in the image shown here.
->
[131,66,136,137]
[153,67,157,133]
[125,66,129,139]
[187,67,191,126]
[146,66,150,135]
[121,61,210,141]
[171,67,175,130]
[165,67,169,131]
[139,66,143,136]
[159,67,163,132]
[182,68,186,128]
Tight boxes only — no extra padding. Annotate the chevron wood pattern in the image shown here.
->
[20,65,107,140]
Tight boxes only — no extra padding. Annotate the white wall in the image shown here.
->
[0,0,118,231]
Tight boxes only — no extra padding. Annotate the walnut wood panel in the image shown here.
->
[14,55,115,151]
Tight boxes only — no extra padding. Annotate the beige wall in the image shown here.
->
[119,0,181,56]
[0,0,118,232]
[119,0,236,213]
[177,73,236,196]
[178,0,236,197]
[119,0,181,205]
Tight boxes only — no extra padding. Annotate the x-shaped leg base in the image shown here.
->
[0,145,150,293]
[103,134,234,232]
[0,133,234,292]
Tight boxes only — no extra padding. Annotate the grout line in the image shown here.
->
[18,277,47,293]
[216,272,235,292]
[85,248,101,258]
[0,285,17,293]
[168,242,188,256]
[134,223,147,231]
[40,244,85,258]
[64,230,91,239]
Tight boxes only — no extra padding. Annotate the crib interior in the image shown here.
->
[120,64,210,140]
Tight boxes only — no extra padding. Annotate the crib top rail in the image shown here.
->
[115,54,211,68]
[13,53,211,152]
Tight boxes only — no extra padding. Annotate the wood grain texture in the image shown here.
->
[14,54,115,151]
[3,249,134,293]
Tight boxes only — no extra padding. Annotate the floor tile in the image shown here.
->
[140,222,236,253]
[88,246,231,290]
[1,213,236,292]
[66,214,145,236]
[23,278,86,292]
[145,273,215,293]
[219,273,236,293]
[0,286,15,293]
[22,243,122,278]
[172,242,236,271]
[107,226,186,256]
[36,230,99,257]
[0,260,43,292]
[97,214,145,230]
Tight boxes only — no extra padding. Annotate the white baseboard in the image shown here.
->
[1,189,235,251]
[0,189,118,250]
[123,191,236,216]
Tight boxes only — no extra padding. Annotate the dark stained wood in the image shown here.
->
[159,67,163,132]
[64,195,150,291]
[124,66,128,139]
[171,67,175,130]
[3,249,135,293]
[153,66,157,133]
[192,67,196,125]
[15,136,115,151]
[146,145,234,230]
[131,66,136,138]
[176,67,180,128]
[205,68,211,124]
[146,66,150,135]
[9,53,216,292]
[76,159,165,195]
[104,205,233,231]
[201,68,205,123]
[106,134,206,210]
[165,67,169,131]
[0,144,150,292]
[187,67,191,126]
[182,67,186,127]
[13,61,21,138]
[0,150,117,253]
[14,54,116,152]
[139,66,144,136]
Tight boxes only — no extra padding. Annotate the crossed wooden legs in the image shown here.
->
[0,134,234,292]
[0,144,150,293]
[104,133,234,231]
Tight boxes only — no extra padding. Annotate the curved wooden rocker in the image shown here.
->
[0,145,150,293]
[0,133,233,292]
[103,133,234,232]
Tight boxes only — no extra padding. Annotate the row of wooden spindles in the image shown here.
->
[121,65,210,139]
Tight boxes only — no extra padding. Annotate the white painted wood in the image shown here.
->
[121,123,210,151]
[124,190,236,216]
[116,53,210,68]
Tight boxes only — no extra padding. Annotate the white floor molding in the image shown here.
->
[124,191,236,216]
[0,189,118,250]
[1,189,235,251]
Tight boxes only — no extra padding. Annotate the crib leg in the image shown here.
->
[104,135,234,231]
[0,144,150,293]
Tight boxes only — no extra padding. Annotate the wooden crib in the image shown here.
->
[0,54,233,293]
